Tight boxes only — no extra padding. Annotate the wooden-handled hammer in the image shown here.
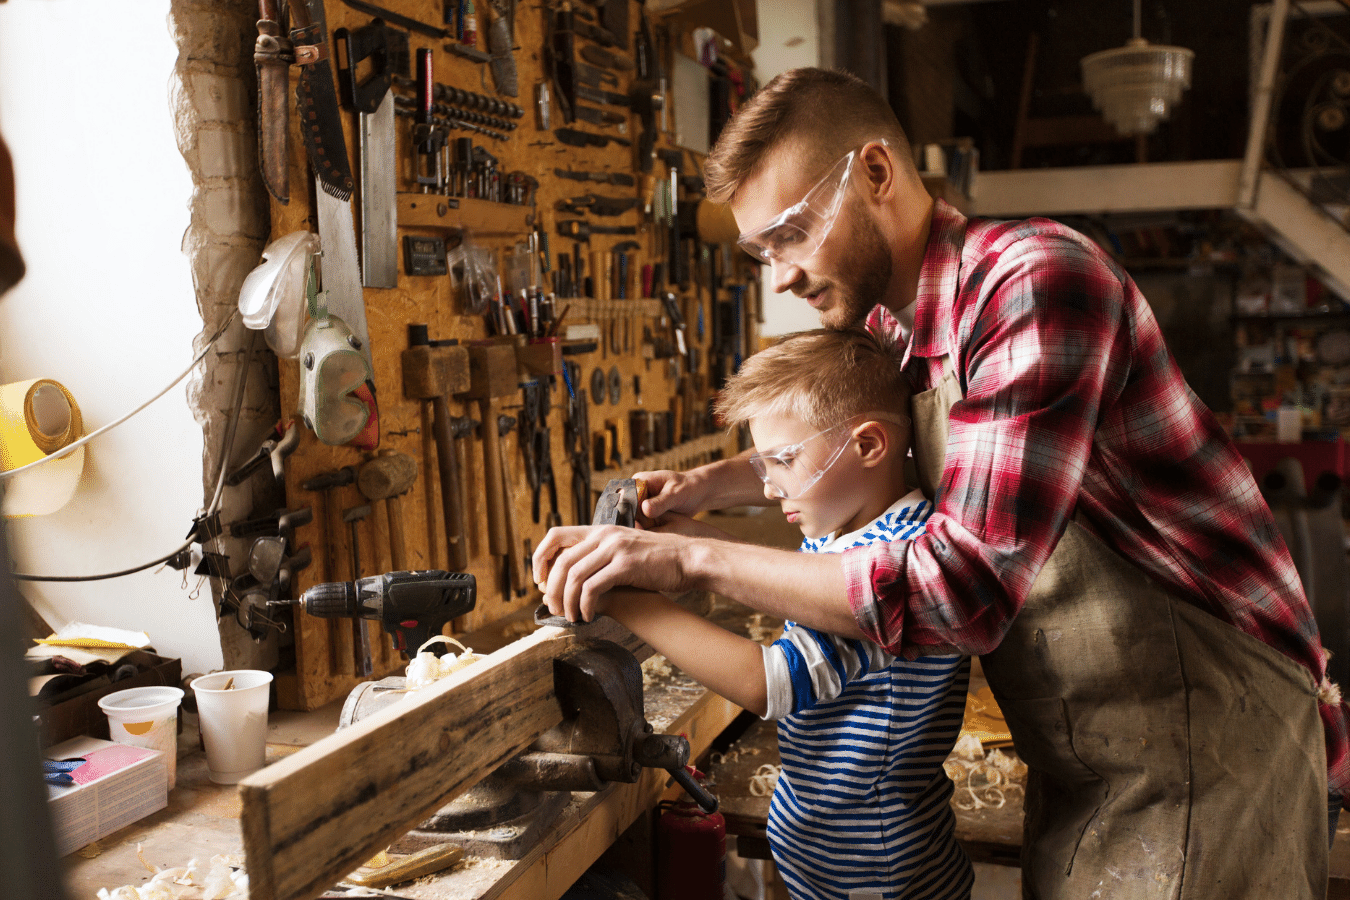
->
[357,451,418,571]
[466,342,520,593]
[402,330,472,571]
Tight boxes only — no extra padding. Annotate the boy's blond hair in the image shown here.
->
[714,328,911,432]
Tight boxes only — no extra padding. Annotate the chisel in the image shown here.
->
[557,220,638,241]
[554,167,635,186]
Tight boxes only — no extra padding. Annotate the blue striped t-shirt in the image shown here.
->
[761,490,972,900]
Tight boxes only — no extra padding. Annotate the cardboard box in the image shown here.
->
[35,651,182,747]
[45,736,167,856]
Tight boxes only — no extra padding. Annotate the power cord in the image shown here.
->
[12,313,255,583]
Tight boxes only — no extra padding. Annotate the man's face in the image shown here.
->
[732,145,893,329]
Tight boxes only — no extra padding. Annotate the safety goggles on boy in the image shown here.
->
[748,412,908,500]
[736,139,889,267]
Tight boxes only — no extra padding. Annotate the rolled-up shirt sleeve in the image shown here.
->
[848,237,1131,658]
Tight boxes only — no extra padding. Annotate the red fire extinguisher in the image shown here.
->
[656,767,728,900]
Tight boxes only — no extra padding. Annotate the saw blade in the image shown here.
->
[359,94,398,289]
[297,65,354,200]
[315,184,372,368]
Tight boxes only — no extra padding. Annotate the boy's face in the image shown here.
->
[748,414,873,540]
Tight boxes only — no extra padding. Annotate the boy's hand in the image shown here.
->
[632,469,706,521]
[649,511,740,542]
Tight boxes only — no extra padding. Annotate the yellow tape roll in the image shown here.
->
[0,379,85,517]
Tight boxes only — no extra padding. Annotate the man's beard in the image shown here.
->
[814,213,892,329]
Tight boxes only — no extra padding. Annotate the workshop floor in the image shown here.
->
[972,863,1021,898]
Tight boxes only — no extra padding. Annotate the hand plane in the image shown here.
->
[534,477,646,627]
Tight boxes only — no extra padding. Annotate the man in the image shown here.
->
[534,67,1345,897]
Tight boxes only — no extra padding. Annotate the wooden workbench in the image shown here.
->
[60,597,784,900]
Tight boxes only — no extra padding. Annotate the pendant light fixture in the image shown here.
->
[1081,0,1194,136]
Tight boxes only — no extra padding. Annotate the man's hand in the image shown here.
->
[531,525,698,623]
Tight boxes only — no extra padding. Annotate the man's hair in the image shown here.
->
[705,67,914,204]
[714,327,911,432]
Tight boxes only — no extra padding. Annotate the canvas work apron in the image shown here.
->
[910,361,1328,898]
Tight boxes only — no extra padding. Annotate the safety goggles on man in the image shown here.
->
[748,411,908,500]
[736,139,889,267]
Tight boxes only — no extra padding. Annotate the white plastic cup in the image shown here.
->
[98,685,185,789]
[192,670,273,784]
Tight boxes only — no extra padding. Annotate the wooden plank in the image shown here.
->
[972,160,1242,219]
[1242,171,1350,304]
[398,194,532,236]
[240,618,640,900]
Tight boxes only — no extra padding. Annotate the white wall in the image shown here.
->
[752,0,826,337]
[0,2,222,674]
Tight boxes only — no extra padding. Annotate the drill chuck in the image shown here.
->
[299,579,362,619]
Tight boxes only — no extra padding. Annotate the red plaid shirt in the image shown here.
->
[846,200,1350,796]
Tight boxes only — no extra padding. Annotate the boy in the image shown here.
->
[547,328,972,900]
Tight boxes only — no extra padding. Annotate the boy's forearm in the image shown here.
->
[604,589,768,717]
[699,452,776,509]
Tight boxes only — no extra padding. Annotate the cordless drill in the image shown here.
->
[289,570,477,656]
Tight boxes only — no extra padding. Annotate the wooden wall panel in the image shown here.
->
[263,0,753,709]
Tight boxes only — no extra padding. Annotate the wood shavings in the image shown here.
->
[406,636,481,689]
[748,764,781,797]
[943,738,1027,812]
[97,851,248,900]
[709,749,740,767]
[746,613,772,643]
[76,840,104,859]
[641,653,673,687]
[361,850,393,869]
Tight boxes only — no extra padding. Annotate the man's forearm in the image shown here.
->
[684,540,864,640]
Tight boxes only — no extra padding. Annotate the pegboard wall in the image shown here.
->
[259,0,760,709]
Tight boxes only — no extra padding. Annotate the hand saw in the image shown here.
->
[289,0,354,200]
[314,184,379,449]
[336,22,409,289]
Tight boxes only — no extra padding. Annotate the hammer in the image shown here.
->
[402,326,472,571]
[343,502,374,678]
[301,465,356,675]
[467,341,520,592]
[497,414,528,597]
[358,451,418,572]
